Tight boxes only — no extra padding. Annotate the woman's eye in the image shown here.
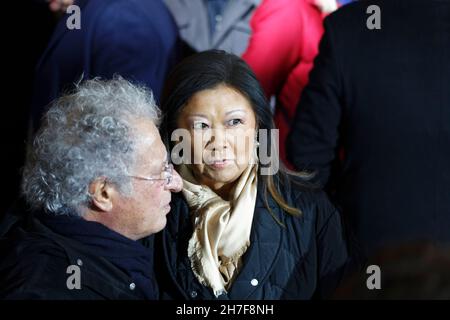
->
[193,122,209,129]
[227,119,243,127]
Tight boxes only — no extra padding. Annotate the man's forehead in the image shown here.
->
[132,117,158,135]
[131,118,159,145]
[132,118,166,160]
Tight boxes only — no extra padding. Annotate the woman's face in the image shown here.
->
[176,84,257,192]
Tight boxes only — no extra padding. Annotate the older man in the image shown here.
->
[0,78,182,299]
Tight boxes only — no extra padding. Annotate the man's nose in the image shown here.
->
[165,168,183,192]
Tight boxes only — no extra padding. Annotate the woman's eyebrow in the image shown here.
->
[225,109,246,116]
[188,113,209,118]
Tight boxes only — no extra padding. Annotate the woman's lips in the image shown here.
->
[208,159,233,169]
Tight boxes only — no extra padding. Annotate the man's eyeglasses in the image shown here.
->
[128,162,173,186]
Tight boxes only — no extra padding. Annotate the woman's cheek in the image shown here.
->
[237,136,255,166]
[191,136,206,164]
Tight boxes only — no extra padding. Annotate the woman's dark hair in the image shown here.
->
[160,50,312,220]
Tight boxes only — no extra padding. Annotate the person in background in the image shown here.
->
[287,0,450,257]
[30,0,180,135]
[164,0,261,56]
[242,0,344,167]
[0,78,182,299]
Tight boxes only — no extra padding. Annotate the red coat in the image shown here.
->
[243,0,332,167]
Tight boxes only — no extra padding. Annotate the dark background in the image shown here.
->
[1,1,57,216]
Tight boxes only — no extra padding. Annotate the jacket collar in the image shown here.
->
[32,215,146,299]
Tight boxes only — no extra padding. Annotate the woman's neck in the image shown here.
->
[211,182,234,201]
[194,172,235,201]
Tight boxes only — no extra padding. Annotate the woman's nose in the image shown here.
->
[166,168,183,192]
[208,129,228,150]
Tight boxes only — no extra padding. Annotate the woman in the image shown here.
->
[157,50,348,300]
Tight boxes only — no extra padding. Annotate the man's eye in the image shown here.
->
[227,119,243,126]
[193,122,209,129]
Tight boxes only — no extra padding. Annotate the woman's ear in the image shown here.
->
[89,178,114,212]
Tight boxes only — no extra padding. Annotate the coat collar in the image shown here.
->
[7,214,145,299]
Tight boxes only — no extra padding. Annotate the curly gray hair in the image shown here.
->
[22,77,161,216]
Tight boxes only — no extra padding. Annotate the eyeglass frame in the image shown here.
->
[128,162,174,186]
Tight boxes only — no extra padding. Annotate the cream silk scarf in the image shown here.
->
[179,164,258,297]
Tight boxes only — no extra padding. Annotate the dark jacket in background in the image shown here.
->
[156,182,348,300]
[0,208,155,300]
[287,0,450,256]
[30,0,180,133]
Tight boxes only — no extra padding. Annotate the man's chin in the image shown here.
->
[156,215,168,231]
[162,204,171,214]
[140,216,168,237]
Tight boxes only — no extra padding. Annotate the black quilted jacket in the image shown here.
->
[155,181,349,300]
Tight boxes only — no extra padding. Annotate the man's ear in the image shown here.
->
[89,178,115,212]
